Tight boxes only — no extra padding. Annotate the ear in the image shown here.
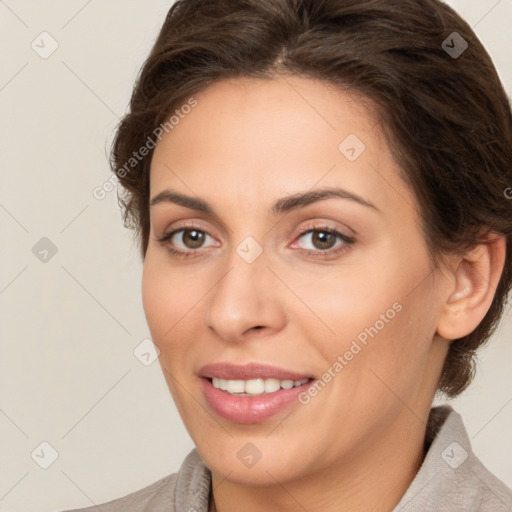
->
[436,233,507,340]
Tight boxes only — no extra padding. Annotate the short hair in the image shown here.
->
[110,0,512,398]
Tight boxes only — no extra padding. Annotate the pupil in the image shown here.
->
[313,231,335,249]
[184,229,204,248]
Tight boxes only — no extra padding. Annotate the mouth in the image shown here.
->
[206,376,314,396]
[197,362,317,424]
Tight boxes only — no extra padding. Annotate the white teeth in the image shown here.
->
[227,379,245,394]
[245,378,265,395]
[264,378,281,393]
[281,380,293,389]
[211,377,310,395]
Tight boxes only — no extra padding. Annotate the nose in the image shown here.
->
[203,249,287,344]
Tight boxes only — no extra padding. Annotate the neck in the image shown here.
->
[209,408,430,512]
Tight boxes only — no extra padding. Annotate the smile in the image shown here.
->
[211,377,312,396]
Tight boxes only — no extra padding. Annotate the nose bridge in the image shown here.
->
[203,239,285,341]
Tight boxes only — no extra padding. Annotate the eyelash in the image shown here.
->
[155,223,355,260]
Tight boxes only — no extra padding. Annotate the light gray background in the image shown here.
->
[0,1,511,511]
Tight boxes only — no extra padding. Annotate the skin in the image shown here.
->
[141,75,506,512]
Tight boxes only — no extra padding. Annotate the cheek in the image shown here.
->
[141,260,195,407]
[141,255,207,364]
[340,268,439,397]
[141,263,168,340]
[299,246,435,370]
[142,256,184,350]
[291,263,399,344]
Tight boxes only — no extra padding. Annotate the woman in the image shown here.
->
[64,0,512,510]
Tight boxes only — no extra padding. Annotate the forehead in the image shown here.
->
[149,75,415,216]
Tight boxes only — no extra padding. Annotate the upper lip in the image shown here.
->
[198,362,313,381]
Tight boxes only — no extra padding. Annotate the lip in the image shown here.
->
[199,377,315,424]
[198,362,313,381]
[198,362,315,424]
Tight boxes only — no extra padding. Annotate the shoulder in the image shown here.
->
[394,405,512,512]
[60,472,177,512]
[431,446,512,511]
[58,448,211,512]
[465,453,512,511]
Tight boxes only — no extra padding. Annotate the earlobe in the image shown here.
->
[436,234,506,340]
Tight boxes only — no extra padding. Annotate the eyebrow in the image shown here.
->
[149,186,381,216]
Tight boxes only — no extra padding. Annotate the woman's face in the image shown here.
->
[142,75,450,484]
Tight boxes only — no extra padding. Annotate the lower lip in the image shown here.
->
[200,377,314,424]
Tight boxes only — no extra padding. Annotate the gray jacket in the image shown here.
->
[61,405,512,511]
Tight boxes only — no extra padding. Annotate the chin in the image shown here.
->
[196,437,313,486]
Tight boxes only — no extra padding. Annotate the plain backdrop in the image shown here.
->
[0,1,511,511]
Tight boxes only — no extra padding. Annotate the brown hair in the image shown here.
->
[111,0,512,398]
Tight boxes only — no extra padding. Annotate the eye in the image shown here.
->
[155,224,218,258]
[155,222,355,260]
[293,224,355,259]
